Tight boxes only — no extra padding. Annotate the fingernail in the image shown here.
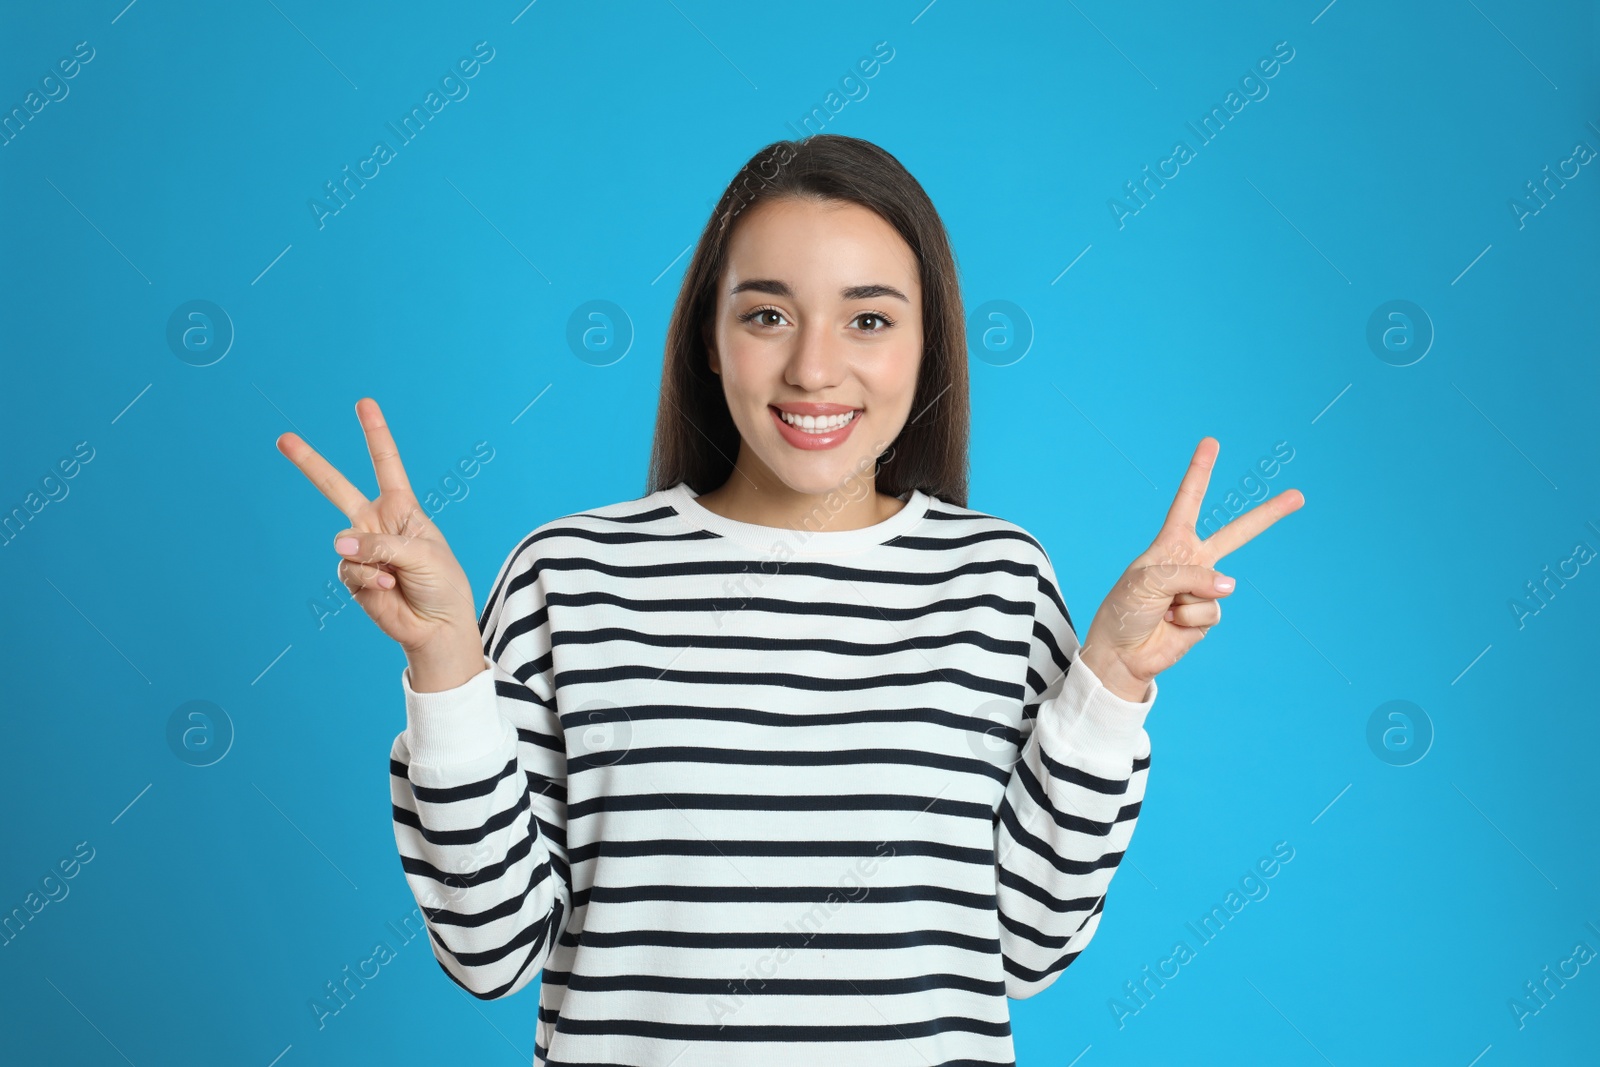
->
[1215,574,1235,592]
[1165,609,1175,621]
[335,536,359,555]
[377,572,395,589]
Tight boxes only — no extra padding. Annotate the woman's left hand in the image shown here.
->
[1077,437,1305,702]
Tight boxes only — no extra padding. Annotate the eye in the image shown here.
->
[736,306,898,333]
[737,305,789,328]
[853,310,897,333]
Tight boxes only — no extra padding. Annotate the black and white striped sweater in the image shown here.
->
[389,481,1156,1066]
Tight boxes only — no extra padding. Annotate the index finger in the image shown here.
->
[356,397,415,498]
[276,431,370,522]
[1160,436,1220,535]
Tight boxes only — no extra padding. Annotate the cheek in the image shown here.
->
[865,340,922,399]
[720,340,780,390]
[713,348,773,410]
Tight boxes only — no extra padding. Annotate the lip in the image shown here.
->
[769,403,862,451]
[770,401,862,416]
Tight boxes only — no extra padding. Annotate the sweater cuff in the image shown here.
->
[400,654,511,769]
[1039,654,1157,765]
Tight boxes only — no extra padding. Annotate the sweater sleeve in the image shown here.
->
[995,544,1156,999]
[388,533,570,1001]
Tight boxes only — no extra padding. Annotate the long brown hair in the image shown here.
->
[645,134,970,507]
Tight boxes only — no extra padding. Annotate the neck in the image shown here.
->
[693,453,903,533]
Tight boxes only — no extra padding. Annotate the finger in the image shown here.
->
[356,397,415,499]
[333,528,427,573]
[1160,437,1220,537]
[383,496,437,543]
[1140,563,1235,602]
[277,431,370,522]
[339,558,397,592]
[1166,599,1221,627]
[1200,486,1306,563]
[1162,591,1210,621]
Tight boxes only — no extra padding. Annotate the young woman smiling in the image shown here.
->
[278,135,1303,1066]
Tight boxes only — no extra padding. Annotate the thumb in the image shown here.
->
[333,528,429,574]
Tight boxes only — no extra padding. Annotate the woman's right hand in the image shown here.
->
[277,398,482,672]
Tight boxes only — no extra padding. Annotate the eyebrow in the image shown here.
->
[728,279,911,303]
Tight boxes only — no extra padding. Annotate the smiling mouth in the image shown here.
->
[769,406,862,434]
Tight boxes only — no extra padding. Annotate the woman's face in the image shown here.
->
[709,195,924,498]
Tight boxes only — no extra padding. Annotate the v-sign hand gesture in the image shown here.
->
[276,398,483,673]
[1076,437,1306,703]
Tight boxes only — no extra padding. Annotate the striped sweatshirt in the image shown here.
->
[389,480,1157,1067]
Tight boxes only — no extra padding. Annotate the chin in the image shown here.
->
[766,450,877,498]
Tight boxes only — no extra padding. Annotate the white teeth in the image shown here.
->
[777,409,858,433]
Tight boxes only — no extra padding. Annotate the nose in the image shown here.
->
[783,320,849,394]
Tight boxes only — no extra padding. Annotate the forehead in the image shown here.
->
[722,197,919,295]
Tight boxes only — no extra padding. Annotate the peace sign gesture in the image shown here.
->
[276,398,483,678]
[1076,437,1306,702]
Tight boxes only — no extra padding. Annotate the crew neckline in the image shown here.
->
[666,481,931,556]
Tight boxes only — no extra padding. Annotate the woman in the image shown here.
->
[278,135,1302,1066]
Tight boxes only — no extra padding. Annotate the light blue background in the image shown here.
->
[3,1,1597,1064]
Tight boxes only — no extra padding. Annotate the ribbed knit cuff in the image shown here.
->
[1038,654,1156,767]
[400,654,511,770]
